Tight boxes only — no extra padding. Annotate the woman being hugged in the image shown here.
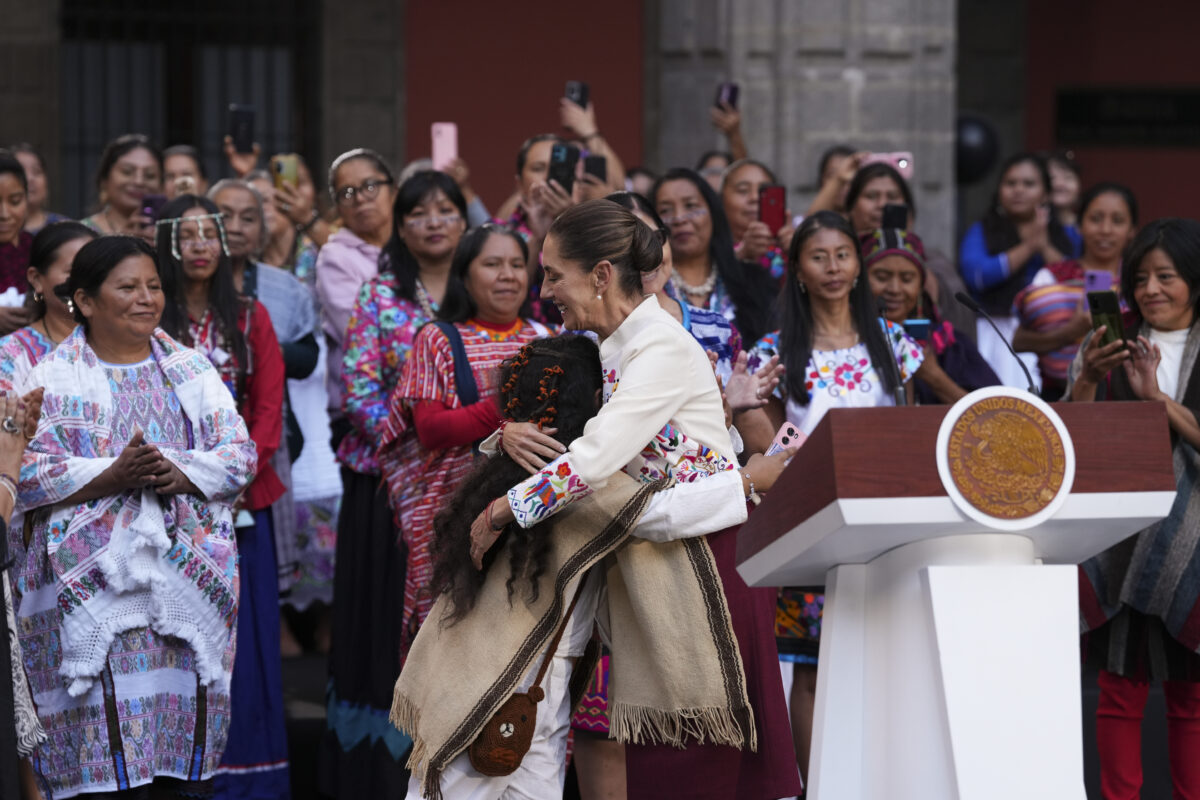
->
[377,223,551,664]
[16,235,256,799]
[468,200,800,800]
[320,169,467,798]
[154,195,290,798]
[1069,218,1200,800]
[742,211,925,790]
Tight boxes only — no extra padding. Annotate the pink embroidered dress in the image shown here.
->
[377,317,550,661]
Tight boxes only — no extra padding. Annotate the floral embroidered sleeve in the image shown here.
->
[747,330,784,400]
[882,319,925,382]
[341,280,389,441]
[506,322,700,528]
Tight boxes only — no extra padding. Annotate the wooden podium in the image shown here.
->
[736,400,1177,800]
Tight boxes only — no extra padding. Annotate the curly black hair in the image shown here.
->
[429,334,602,624]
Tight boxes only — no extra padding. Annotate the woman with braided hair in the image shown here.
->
[392,334,792,799]
[376,224,552,667]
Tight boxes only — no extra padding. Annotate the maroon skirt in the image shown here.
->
[625,522,802,800]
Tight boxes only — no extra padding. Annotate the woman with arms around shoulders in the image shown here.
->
[1068,218,1200,800]
[376,223,551,665]
[472,199,800,800]
[1014,183,1138,399]
[15,235,256,799]
[740,211,926,791]
[153,195,290,798]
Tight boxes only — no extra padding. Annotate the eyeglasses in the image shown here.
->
[404,214,463,230]
[660,207,709,226]
[334,178,393,206]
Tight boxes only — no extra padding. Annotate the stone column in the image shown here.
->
[647,0,957,255]
[0,0,61,198]
[320,0,406,177]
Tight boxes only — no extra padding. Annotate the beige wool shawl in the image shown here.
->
[391,473,755,800]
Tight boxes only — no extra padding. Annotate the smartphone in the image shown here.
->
[758,185,786,234]
[583,155,607,184]
[565,80,590,109]
[882,203,909,230]
[766,421,806,457]
[270,154,299,190]
[228,104,256,154]
[547,143,580,195]
[1084,270,1114,293]
[141,193,167,222]
[715,81,740,109]
[431,122,458,172]
[863,151,914,182]
[1088,291,1127,346]
[903,318,932,340]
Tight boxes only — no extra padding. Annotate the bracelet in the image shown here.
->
[485,498,507,532]
[497,419,510,455]
[0,473,16,506]
[741,470,760,506]
[296,211,320,234]
[579,130,600,141]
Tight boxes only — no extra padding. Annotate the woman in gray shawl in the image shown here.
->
[1069,217,1200,799]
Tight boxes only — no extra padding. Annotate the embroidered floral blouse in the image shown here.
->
[747,319,924,436]
[505,297,738,528]
[0,325,55,394]
[337,272,434,474]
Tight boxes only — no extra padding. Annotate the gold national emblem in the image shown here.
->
[945,395,1067,520]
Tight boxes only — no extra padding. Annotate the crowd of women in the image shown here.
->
[0,91,1197,800]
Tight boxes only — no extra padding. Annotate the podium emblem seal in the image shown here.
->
[935,386,1075,530]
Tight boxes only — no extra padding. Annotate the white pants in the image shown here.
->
[405,654,575,800]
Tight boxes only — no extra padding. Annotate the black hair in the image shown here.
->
[844,162,917,221]
[378,170,468,304]
[778,211,900,405]
[546,199,662,297]
[605,190,669,236]
[1077,182,1139,227]
[429,334,604,622]
[327,147,396,197]
[980,152,1074,258]
[437,224,531,323]
[516,134,563,175]
[0,150,28,193]
[94,134,163,195]
[1041,150,1082,179]
[1120,218,1200,327]
[650,167,779,344]
[27,221,98,318]
[695,150,733,172]
[163,144,208,180]
[817,144,856,185]
[54,235,157,328]
[154,194,249,396]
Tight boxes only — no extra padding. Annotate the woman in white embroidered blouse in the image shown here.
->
[471,200,803,800]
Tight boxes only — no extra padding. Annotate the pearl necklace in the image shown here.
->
[669,268,717,299]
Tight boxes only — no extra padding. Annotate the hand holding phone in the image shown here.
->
[1084,270,1114,293]
[270,155,299,190]
[1088,291,1127,347]
[547,143,580,196]
[765,422,806,457]
[227,104,256,155]
[565,81,590,109]
[862,151,914,181]
[758,185,786,234]
[714,82,740,109]
[902,318,932,341]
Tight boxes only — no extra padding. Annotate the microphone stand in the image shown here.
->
[954,291,1038,395]
[876,300,908,407]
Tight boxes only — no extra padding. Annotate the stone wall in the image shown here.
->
[320,0,406,178]
[646,0,957,255]
[0,0,61,198]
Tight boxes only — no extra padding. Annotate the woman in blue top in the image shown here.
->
[958,152,1081,389]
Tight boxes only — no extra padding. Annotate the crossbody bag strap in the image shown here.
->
[529,577,587,692]
[432,321,479,406]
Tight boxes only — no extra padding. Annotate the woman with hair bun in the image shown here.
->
[461,199,800,800]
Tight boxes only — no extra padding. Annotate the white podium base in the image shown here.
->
[808,534,1086,800]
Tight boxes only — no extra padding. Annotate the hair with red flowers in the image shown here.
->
[431,334,603,622]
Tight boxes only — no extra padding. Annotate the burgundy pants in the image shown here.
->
[1096,669,1200,800]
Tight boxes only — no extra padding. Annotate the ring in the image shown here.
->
[281,202,291,211]
[2,416,18,435]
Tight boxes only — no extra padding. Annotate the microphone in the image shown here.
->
[875,299,908,407]
[954,291,1037,394]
